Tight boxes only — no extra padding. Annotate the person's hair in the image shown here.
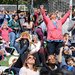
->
[32,34,39,40]
[1,19,8,30]
[63,33,69,37]
[65,57,74,64]
[12,14,18,19]
[49,12,56,20]
[20,31,30,39]
[23,53,38,71]
[47,54,56,61]
[25,12,31,23]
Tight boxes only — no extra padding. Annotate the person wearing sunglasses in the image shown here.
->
[19,53,40,75]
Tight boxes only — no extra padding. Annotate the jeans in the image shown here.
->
[14,41,29,55]
[47,41,63,55]
[9,31,20,47]
[9,32,15,47]
[15,31,20,39]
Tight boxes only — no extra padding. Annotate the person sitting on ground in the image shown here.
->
[14,31,30,55]
[61,57,75,75]
[29,34,41,54]
[58,45,72,67]
[19,53,40,75]
[8,14,21,47]
[0,19,13,47]
[63,33,71,46]
[29,34,41,66]
[0,36,10,56]
[40,54,63,75]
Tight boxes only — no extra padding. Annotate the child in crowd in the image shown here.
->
[0,36,10,56]
[0,19,12,47]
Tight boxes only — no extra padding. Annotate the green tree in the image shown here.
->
[0,0,28,4]
[0,0,17,4]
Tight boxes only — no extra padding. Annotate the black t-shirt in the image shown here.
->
[40,64,62,75]
[20,38,29,49]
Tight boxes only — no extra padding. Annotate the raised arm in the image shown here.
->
[60,10,70,25]
[40,5,50,25]
[16,36,22,42]
[68,20,75,31]
[58,47,64,63]
[8,27,13,32]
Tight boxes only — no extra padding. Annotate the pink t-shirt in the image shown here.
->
[0,27,12,42]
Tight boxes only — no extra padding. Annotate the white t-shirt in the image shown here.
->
[30,41,41,54]
[39,21,47,33]
[19,67,39,75]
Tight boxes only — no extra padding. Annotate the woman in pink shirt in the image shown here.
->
[40,5,70,55]
[0,19,12,46]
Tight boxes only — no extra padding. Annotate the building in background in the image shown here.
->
[0,5,28,12]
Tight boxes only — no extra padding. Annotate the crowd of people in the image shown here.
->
[0,5,75,75]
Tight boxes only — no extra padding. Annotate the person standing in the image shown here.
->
[40,5,70,55]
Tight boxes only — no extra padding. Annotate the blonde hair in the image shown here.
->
[21,31,30,39]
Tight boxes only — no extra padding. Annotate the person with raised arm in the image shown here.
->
[40,5,71,55]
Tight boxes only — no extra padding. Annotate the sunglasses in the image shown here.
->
[27,56,36,60]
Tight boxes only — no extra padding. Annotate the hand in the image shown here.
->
[70,46,74,49]
[0,36,2,40]
[69,6,72,12]
[69,6,72,10]
[70,46,75,51]
[40,5,44,9]
[20,35,23,39]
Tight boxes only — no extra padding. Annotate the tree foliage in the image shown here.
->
[0,0,47,5]
[0,0,28,4]
[0,0,16,4]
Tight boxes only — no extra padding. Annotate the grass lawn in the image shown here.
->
[0,55,11,66]
[0,50,19,67]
